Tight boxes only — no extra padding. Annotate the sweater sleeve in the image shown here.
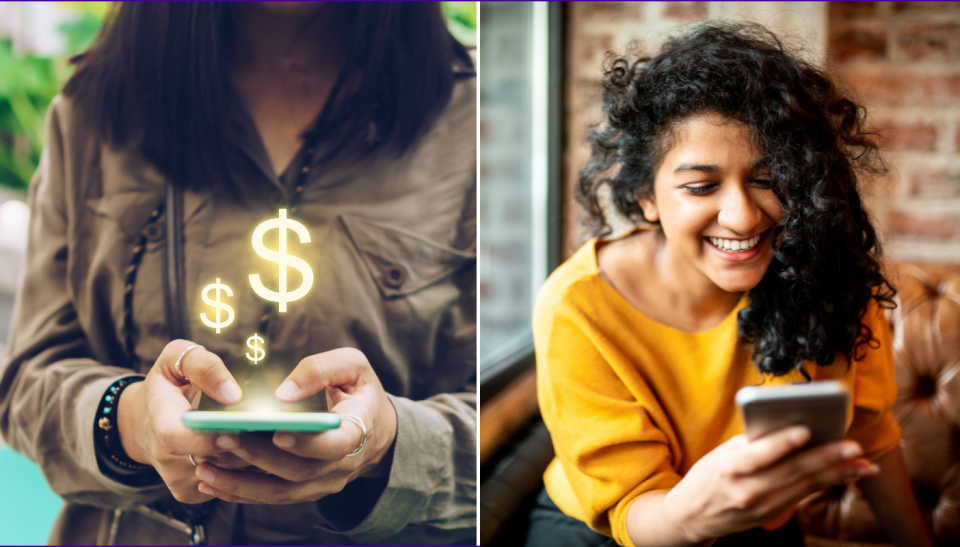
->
[846,298,902,461]
[534,281,681,546]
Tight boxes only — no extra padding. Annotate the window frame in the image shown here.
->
[478,2,564,401]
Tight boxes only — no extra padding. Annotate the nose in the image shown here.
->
[717,183,763,236]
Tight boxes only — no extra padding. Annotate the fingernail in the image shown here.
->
[216,435,238,449]
[859,463,880,476]
[220,381,241,403]
[841,443,863,460]
[196,466,215,485]
[276,380,298,401]
[198,483,214,495]
[790,426,810,445]
[275,434,296,448]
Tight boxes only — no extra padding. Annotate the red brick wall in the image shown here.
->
[829,2,960,261]
[563,2,720,257]
[562,1,960,263]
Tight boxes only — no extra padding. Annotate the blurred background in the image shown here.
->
[0,2,474,544]
[0,0,108,331]
[479,2,960,545]
[0,3,108,543]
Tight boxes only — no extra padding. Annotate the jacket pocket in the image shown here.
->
[340,214,474,298]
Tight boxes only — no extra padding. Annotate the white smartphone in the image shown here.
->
[736,380,849,447]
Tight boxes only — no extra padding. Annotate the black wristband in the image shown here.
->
[94,376,153,473]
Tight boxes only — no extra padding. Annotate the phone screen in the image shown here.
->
[197,348,327,414]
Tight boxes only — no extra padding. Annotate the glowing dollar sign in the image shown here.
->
[200,278,235,333]
[249,209,314,312]
[246,333,265,365]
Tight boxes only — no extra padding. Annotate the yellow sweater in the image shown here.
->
[534,240,901,547]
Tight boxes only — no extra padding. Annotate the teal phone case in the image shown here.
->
[182,411,341,433]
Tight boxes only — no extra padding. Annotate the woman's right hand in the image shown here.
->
[116,340,244,503]
[662,425,879,544]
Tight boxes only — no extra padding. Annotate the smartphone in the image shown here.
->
[736,380,849,447]
[181,349,339,434]
[183,411,341,433]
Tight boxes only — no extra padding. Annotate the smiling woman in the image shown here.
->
[527,23,932,547]
[636,114,782,300]
[579,25,900,377]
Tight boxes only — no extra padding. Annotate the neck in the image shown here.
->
[655,230,744,320]
[230,4,350,75]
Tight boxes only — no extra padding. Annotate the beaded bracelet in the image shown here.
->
[95,376,152,472]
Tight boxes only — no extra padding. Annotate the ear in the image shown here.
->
[638,196,659,223]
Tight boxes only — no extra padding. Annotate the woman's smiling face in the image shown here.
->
[638,112,783,293]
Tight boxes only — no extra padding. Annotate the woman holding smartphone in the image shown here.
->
[527,24,931,547]
[0,2,476,545]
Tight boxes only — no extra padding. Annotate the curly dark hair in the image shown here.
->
[578,22,896,378]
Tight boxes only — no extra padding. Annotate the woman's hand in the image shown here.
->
[117,339,245,503]
[193,347,398,504]
[659,425,878,544]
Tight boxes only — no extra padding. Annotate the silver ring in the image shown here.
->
[174,345,204,383]
[339,414,367,457]
[189,454,197,466]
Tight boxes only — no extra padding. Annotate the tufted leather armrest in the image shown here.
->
[798,262,960,547]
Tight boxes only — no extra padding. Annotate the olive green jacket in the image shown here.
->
[0,76,477,545]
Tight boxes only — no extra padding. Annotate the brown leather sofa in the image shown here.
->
[799,263,960,547]
[480,262,960,546]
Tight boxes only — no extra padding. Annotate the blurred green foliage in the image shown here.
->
[443,2,477,48]
[0,3,109,190]
[0,2,476,191]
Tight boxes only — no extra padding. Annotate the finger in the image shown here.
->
[748,479,818,525]
[753,458,877,517]
[196,481,264,505]
[272,429,360,461]
[155,417,239,458]
[164,340,242,405]
[272,402,366,460]
[731,425,811,475]
[276,348,369,403]
[147,381,240,457]
[161,463,216,504]
[767,440,864,486]
[193,451,263,471]
[171,486,216,505]
[225,433,335,482]
[739,441,863,500]
[196,462,338,504]
[803,457,878,491]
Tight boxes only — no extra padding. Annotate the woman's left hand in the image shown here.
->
[194,348,398,504]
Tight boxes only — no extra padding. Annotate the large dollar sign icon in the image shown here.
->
[249,209,314,312]
[200,278,235,333]
[246,333,265,365]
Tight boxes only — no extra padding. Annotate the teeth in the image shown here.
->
[709,234,762,252]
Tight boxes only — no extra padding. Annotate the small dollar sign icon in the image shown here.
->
[246,333,265,365]
[249,209,314,312]
[200,278,235,333]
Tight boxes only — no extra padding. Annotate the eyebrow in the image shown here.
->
[674,164,721,174]
[674,158,770,175]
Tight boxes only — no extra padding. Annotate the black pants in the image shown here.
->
[524,488,805,547]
